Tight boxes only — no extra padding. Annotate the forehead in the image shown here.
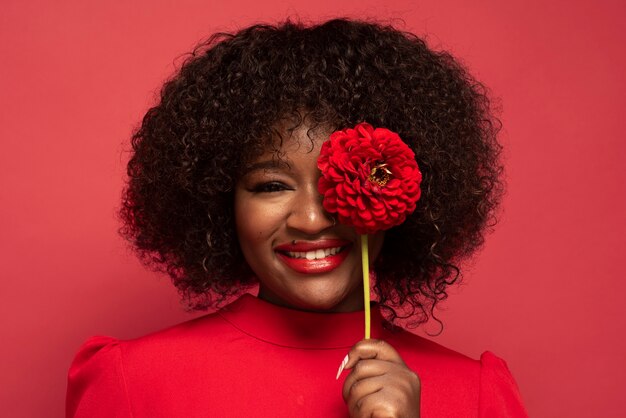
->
[249,121,332,164]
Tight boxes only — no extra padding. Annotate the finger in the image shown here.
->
[342,359,389,401]
[350,394,399,418]
[344,374,386,411]
[348,379,420,418]
[344,339,405,371]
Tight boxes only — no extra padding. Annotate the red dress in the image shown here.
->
[67,294,528,417]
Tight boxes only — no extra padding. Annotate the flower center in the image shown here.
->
[368,163,392,186]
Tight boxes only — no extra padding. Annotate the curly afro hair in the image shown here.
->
[120,18,503,327]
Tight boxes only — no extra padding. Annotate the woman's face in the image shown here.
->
[234,123,384,312]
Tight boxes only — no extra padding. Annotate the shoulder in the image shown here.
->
[66,311,237,417]
[73,309,236,370]
[381,325,477,370]
[381,326,483,393]
[381,328,528,416]
[66,336,131,417]
[478,351,529,417]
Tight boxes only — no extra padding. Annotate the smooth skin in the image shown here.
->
[234,121,421,417]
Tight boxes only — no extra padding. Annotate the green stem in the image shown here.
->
[361,234,371,339]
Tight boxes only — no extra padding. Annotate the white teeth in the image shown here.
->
[286,247,343,260]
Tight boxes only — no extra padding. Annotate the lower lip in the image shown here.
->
[276,247,351,274]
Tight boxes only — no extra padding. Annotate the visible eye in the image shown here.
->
[250,181,291,193]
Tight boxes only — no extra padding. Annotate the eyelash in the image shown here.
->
[250,181,291,193]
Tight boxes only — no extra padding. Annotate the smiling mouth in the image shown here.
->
[274,241,352,274]
[283,247,345,260]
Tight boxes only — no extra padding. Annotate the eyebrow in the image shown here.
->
[242,159,291,175]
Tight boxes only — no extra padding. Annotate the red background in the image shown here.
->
[1,1,624,417]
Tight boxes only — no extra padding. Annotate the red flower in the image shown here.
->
[317,122,422,235]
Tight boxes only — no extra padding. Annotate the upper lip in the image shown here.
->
[274,239,352,252]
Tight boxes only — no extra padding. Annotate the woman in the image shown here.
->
[67,18,528,417]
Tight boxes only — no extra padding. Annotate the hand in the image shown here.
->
[338,339,421,418]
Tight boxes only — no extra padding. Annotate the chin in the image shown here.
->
[289,289,362,313]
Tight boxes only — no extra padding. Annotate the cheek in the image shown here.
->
[234,197,265,271]
[234,198,261,247]
[234,194,286,250]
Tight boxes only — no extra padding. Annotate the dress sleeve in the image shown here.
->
[478,351,529,418]
[66,336,133,418]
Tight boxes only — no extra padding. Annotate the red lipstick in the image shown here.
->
[274,239,352,274]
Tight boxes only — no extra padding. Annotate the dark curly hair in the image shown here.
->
[120,18,503,327]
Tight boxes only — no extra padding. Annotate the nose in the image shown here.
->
[286,186,335,235]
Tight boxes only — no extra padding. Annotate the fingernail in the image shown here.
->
[335,354,349,380]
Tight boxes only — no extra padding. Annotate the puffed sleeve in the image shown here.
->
[478,351,529,417]
[66,336,133,418]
